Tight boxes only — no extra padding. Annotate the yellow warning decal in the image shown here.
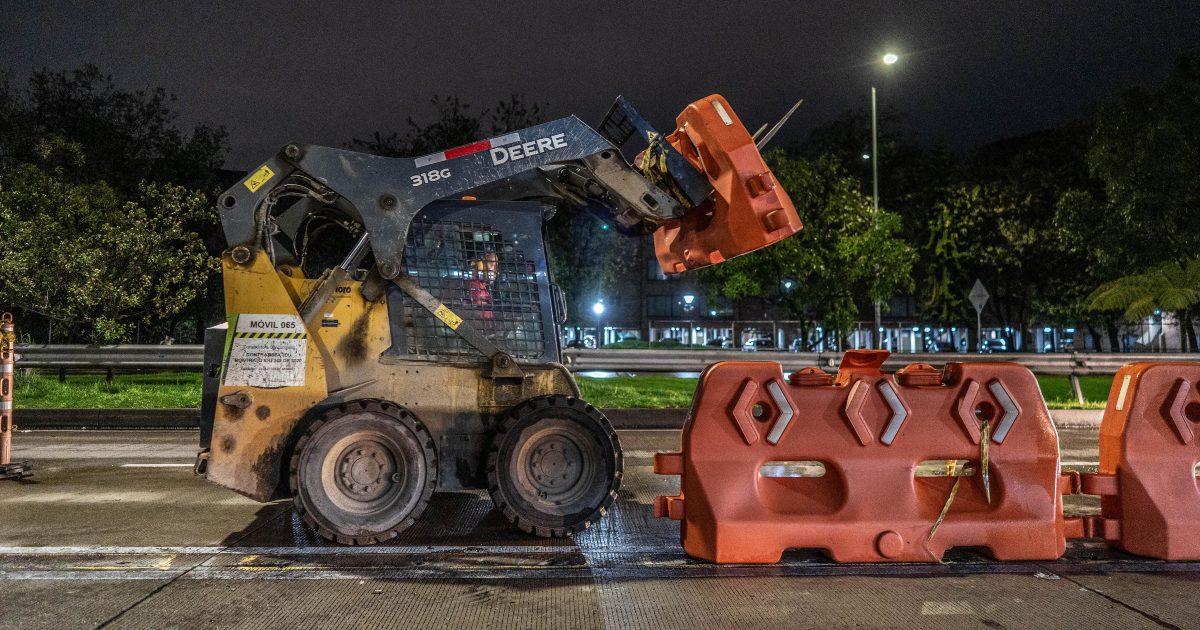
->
[433,304,463,330]
[244,165,276,192]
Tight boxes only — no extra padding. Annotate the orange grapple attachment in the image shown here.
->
[653,94,802,273]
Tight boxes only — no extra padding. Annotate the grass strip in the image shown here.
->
[11,371,1112,411]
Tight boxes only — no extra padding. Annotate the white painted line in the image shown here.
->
[4,491,171,504]
[921,601,975,616]
[0,570,181,581]
[120,463,193,468]
[0,567,609,581]
[0,544,664,556]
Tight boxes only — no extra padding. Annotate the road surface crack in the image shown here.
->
[95,509,289,628]
[1042,567,1184,630]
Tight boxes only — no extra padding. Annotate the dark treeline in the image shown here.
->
[0,55,1196,348]
[722,52,1200,351]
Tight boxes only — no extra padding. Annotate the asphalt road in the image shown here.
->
[0,428,1197,630]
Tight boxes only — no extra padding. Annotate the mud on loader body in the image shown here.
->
[196,94,801,543]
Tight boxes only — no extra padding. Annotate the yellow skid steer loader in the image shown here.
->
[196,94,801,543]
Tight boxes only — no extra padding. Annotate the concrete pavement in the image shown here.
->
[0,428,1197,630]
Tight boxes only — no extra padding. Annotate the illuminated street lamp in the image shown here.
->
[591,300,605,347]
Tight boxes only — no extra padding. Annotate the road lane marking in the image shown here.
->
[17,446,198,459]
[921,601,975,615]
[0,545,661,556]
[0,570,181,581]
[2,492,171,503]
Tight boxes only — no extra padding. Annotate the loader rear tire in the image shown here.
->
[290,400,436,545]
[487,396,622,537]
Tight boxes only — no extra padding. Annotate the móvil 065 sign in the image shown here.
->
[222,314,307,388]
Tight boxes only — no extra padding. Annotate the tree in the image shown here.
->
[0,65,227,194]
[0,64,229,343]
[1088,259,1200,351]
[803,108,963,324]
[920,183,1043,349]
[351,95,545,157]
[0,148,217,343]
[1086,53,1200,271]
[1041,53,1200,350]
[922,120,1106,350]
[700,152,915,347]
[1045,188,1127,351]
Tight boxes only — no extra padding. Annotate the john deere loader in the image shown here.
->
[195,94,801,543]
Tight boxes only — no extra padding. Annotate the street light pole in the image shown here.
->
[871,86,879,213]
[871,85,882,348]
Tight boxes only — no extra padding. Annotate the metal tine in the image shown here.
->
[756,99,804,151]
[750,123,769,143]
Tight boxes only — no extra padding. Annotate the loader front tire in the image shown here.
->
[487,396,622,537]
[290,400,436,545]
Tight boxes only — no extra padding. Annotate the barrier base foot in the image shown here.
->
[0,461,32,480]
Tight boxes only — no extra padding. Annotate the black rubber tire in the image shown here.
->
[289,400,437,545]
[487,396,622,537]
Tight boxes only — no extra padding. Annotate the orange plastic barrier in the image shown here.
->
[1073,362,1200,560]
[0,312,31,480]
[654,350,1067,564]
[653,94,803,273]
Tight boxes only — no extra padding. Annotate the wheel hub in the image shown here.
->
[524,433,586,501]
[335,440,396,502]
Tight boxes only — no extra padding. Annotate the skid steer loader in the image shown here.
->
[195,94,801,543]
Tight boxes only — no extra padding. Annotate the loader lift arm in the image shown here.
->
[217,94,800,280]
[215,94,802,369]
[219,113,683,281]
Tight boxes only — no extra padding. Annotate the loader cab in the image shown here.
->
[385,199,563,366]
[262,196,565,367]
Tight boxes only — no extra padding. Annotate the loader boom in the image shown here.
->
[216,94,800,279]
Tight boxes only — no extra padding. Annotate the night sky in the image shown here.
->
[1,1,1196,169]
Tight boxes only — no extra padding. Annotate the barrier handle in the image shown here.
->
[1079,473,1118,497]
[654,452,684,476]
[653,495,685,520]
[1058,472,1081,495]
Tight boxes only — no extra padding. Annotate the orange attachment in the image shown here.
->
[1076,362,1200,560]
[653,94,802,273]
[654,350,1067,564]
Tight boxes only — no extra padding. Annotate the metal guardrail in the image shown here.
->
[12,344,1200,376]
[13,345,204,370]
[15,344,1200,407]
[561,349,1200,376]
